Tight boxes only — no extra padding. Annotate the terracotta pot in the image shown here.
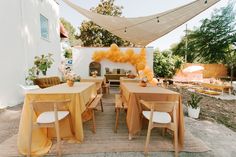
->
[127,74,136,79]
[139,81,147,87]
[67,80,74,87]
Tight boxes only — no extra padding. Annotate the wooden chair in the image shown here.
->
[139,100,179,157]
[97,86,103,94]
[102,81,110,94]
[88,94,103,133]
[114,94,128,133]
[28,99,72,157]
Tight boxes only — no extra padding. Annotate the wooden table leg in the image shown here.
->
[128,133,133,140]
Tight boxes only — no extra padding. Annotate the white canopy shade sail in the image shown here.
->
[183,65,204,73]
[63,0,220,46]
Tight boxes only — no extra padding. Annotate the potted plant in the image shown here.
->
[64,49,73,59]
[34,53,54,76]
[25,67,38,85]
[187,93,202,118]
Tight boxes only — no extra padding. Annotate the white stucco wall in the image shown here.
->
[73,47,154,77]
[0,0,60,107]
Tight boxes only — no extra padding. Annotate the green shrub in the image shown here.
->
[153,52,183,78]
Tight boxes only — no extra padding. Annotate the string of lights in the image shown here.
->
[109,0,209,33]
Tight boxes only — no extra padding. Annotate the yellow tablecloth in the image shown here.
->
[120,77,141,84]
[120,82,185,148]
[80,76,105,91]
[17,82,97,156]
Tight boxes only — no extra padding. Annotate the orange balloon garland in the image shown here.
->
[92,44,154,83]
[92,44,147,71]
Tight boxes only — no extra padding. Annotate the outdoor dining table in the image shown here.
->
[80,76,105,92]
[120,77,141,84]
[17,82,97,156]
[120,82,185,148]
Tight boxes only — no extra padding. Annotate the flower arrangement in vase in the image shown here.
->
[139,76,148,87]
[65,72,77,87]
[91,70,98,78]
[58,60,80,86]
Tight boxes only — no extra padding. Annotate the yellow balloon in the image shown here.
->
[137,63,145,71]
[92,44,148,72]
[143,66,150,74]
[110,44,119,51]
[147,74,153,82]
[150,78,158,86]
[126,49,134,57]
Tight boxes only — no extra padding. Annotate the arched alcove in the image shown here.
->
[89,61,101,76]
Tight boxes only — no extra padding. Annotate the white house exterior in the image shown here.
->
[0,0,61,107]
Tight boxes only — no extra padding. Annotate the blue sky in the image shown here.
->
[59,0,229,50]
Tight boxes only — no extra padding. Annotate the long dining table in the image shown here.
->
[120,77,141,84]
[80,76,105,92]
[120,82,185,148]
[17,82,97,156]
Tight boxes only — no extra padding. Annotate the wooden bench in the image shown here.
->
[88,94,103,133]
[114,94,127,133]
[201,83,233,95]
[33,76,61,88]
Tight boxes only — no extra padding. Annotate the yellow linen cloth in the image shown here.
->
[80,76,105,91]
[120,82,185,149]
[17,82,97,156]
[120,77,141,84]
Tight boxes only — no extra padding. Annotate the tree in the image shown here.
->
[171,30,203,63]
[172,3,236,64]
[153,51,183,78]
[194,3,236,63]
[60,18,80,45]
[225,45,236,84]
[78,0,132,47]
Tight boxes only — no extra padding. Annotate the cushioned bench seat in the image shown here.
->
[33,76,61,88]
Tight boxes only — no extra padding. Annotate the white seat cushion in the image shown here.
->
[37,111,69,124]
[142,111,171,124]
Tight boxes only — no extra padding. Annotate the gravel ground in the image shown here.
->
[172,87,236,132]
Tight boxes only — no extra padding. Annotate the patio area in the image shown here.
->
[0,0,236,157]
[0,87,235,157]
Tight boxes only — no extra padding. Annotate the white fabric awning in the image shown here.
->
[63,0,220,46]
